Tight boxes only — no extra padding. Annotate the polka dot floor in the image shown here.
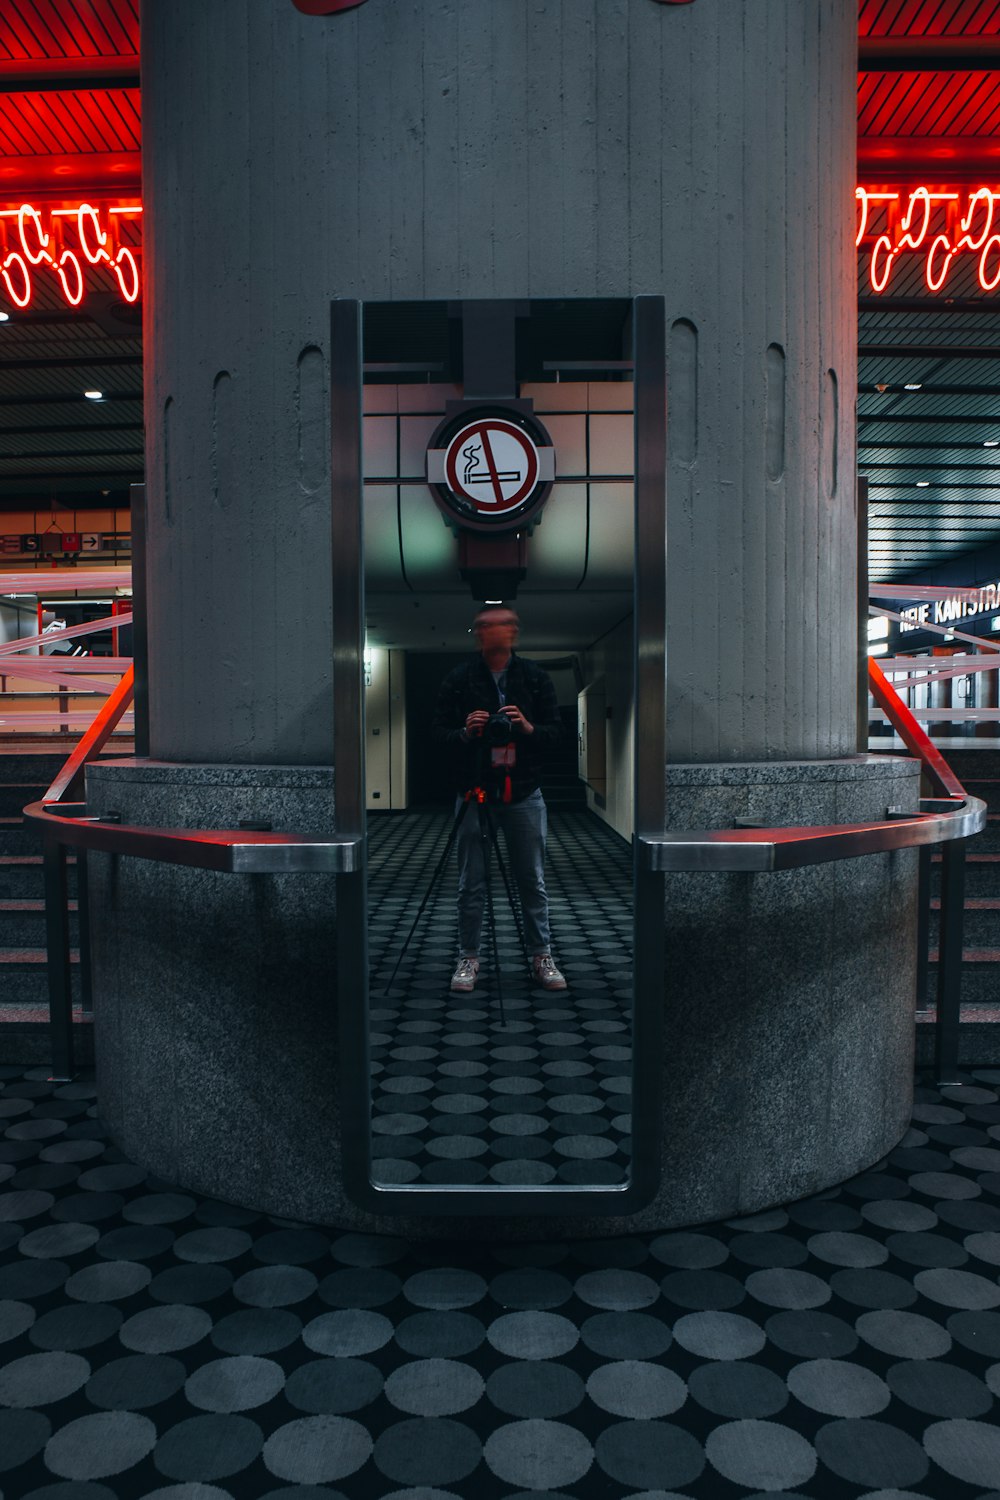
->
[367,809,633,1189]
[2,812,1000,1496]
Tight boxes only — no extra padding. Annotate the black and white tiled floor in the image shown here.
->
[367,810,633,1189]
[3,1064,1000,1496]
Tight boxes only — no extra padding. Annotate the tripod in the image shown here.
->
[381,786,529,1027]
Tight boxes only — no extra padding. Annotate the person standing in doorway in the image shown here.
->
[432,606,567,993]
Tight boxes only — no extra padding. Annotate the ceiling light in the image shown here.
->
[915,481,930,487]
[986,440,1000,448]
[84,390,104,401]
[874,383,889,393]
[0,312,8,323]
[904,382,922,390]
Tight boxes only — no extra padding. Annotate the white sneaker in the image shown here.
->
[531,955,567,991]
[450,957,480,993]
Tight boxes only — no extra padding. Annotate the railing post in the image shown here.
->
[76,849,93,1014]
[935,837,967,1086]
[43,837,75,1082]
[916,842,931,1010]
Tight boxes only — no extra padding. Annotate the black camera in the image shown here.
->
[482,712,514,745]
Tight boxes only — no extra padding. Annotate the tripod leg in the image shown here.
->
[381,798,470,995]
[483,805,529,970]
[478,802,506,1028]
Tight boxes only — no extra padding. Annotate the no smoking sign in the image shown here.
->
[427,409,555,532]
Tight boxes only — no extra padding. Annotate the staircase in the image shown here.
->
[0,747,90,1067]
[922,746,1000,1065]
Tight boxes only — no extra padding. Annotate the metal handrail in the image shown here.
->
[639,795,985,873]
[23,801,360,874]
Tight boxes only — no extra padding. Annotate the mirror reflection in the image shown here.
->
[362,305,635,1191]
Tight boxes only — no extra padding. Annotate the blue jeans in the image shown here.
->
[454,788,552,957]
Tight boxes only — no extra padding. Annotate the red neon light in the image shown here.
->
[858,186,1000,294]
[0,202,142,311]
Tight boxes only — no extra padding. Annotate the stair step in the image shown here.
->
[0,854,76,899]
[0,947,80,1008]
[0,899,78,945]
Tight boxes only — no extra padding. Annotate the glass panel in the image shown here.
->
[361,306,637,1195]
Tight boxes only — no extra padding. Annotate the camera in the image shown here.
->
[482,712,514,745]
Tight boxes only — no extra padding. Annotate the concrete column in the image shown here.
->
[140,0,857,763]
[88,0,920,1233]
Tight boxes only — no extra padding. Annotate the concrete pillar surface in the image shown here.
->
[142,0,857,763]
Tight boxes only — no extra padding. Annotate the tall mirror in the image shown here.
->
[360,299,637,1194]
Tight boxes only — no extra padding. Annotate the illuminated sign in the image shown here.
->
[857,186,1000,294]
[900,581,1000,632]
[0,203,141,310]
[427,408,555,533]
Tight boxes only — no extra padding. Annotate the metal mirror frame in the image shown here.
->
[332,295,666,1216]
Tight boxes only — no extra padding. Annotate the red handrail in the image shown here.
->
[43,663,135,805]
[868,655,966,800]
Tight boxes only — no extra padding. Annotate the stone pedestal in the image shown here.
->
[89,755,920,1237]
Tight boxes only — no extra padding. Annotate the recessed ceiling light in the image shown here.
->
[904,382,922,391]
[0,312,9,323]
[84,390,104,401]
[986,440,1000,448]
[916,481,931,487]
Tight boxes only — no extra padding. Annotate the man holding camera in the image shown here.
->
[432,606,567,994]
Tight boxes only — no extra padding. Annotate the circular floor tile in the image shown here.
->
[487,1312,579,1360]
[765,1311,858,1359]
[45,1412,157,1480]
[263,1415,372,1484]
[745,1269,831,1310]
[64,1261,151,1304]
[648,1233,728,1270]
[86,1354,186,1411]
[856,1310,952,1359]
[947,1309,1000,1356]
[234,1267,318,1308]
[286,1357,383,1415]
[923,1418,1000,1488]
[814,1418,928,1488]
[184,1355,285,1412]
[373,1418,480,1486]
[484,1418,593,1489]
[154,1414,264,1481]
[0,1408,50,1472]
[0,1298,36,1343]
[672,1311,765,1360]
[119,1306,213,1354]
[30,1304,122,1351]
[786,1358,890,1417]
[385,1359,484,1416]
[705,1419,816,1491]
[211,1310,302,1356]
[485,1361,584,1418]
[579,1312,672,1359]
[915,1268,1000,1309]
[0,1350,90,1406]
[594,1420,704,1490]
[586,1361,686,1418]
[575,1270,658,1310]
[886,1359,993,1418]
[303,1310,395,1357]
[688,1361,787,1419]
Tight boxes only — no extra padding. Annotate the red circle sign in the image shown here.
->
[443,419,540,516]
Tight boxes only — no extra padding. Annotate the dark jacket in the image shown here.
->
[432,652,561,802]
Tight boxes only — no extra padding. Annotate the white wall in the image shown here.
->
[580,615,633,842]
[365,647,407,810]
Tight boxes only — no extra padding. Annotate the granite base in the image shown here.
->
[88,756,921,1237]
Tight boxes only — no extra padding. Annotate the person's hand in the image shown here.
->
[502,705,533,734]
[464,710,490,737]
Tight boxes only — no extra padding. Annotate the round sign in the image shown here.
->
[443,418,540,516]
